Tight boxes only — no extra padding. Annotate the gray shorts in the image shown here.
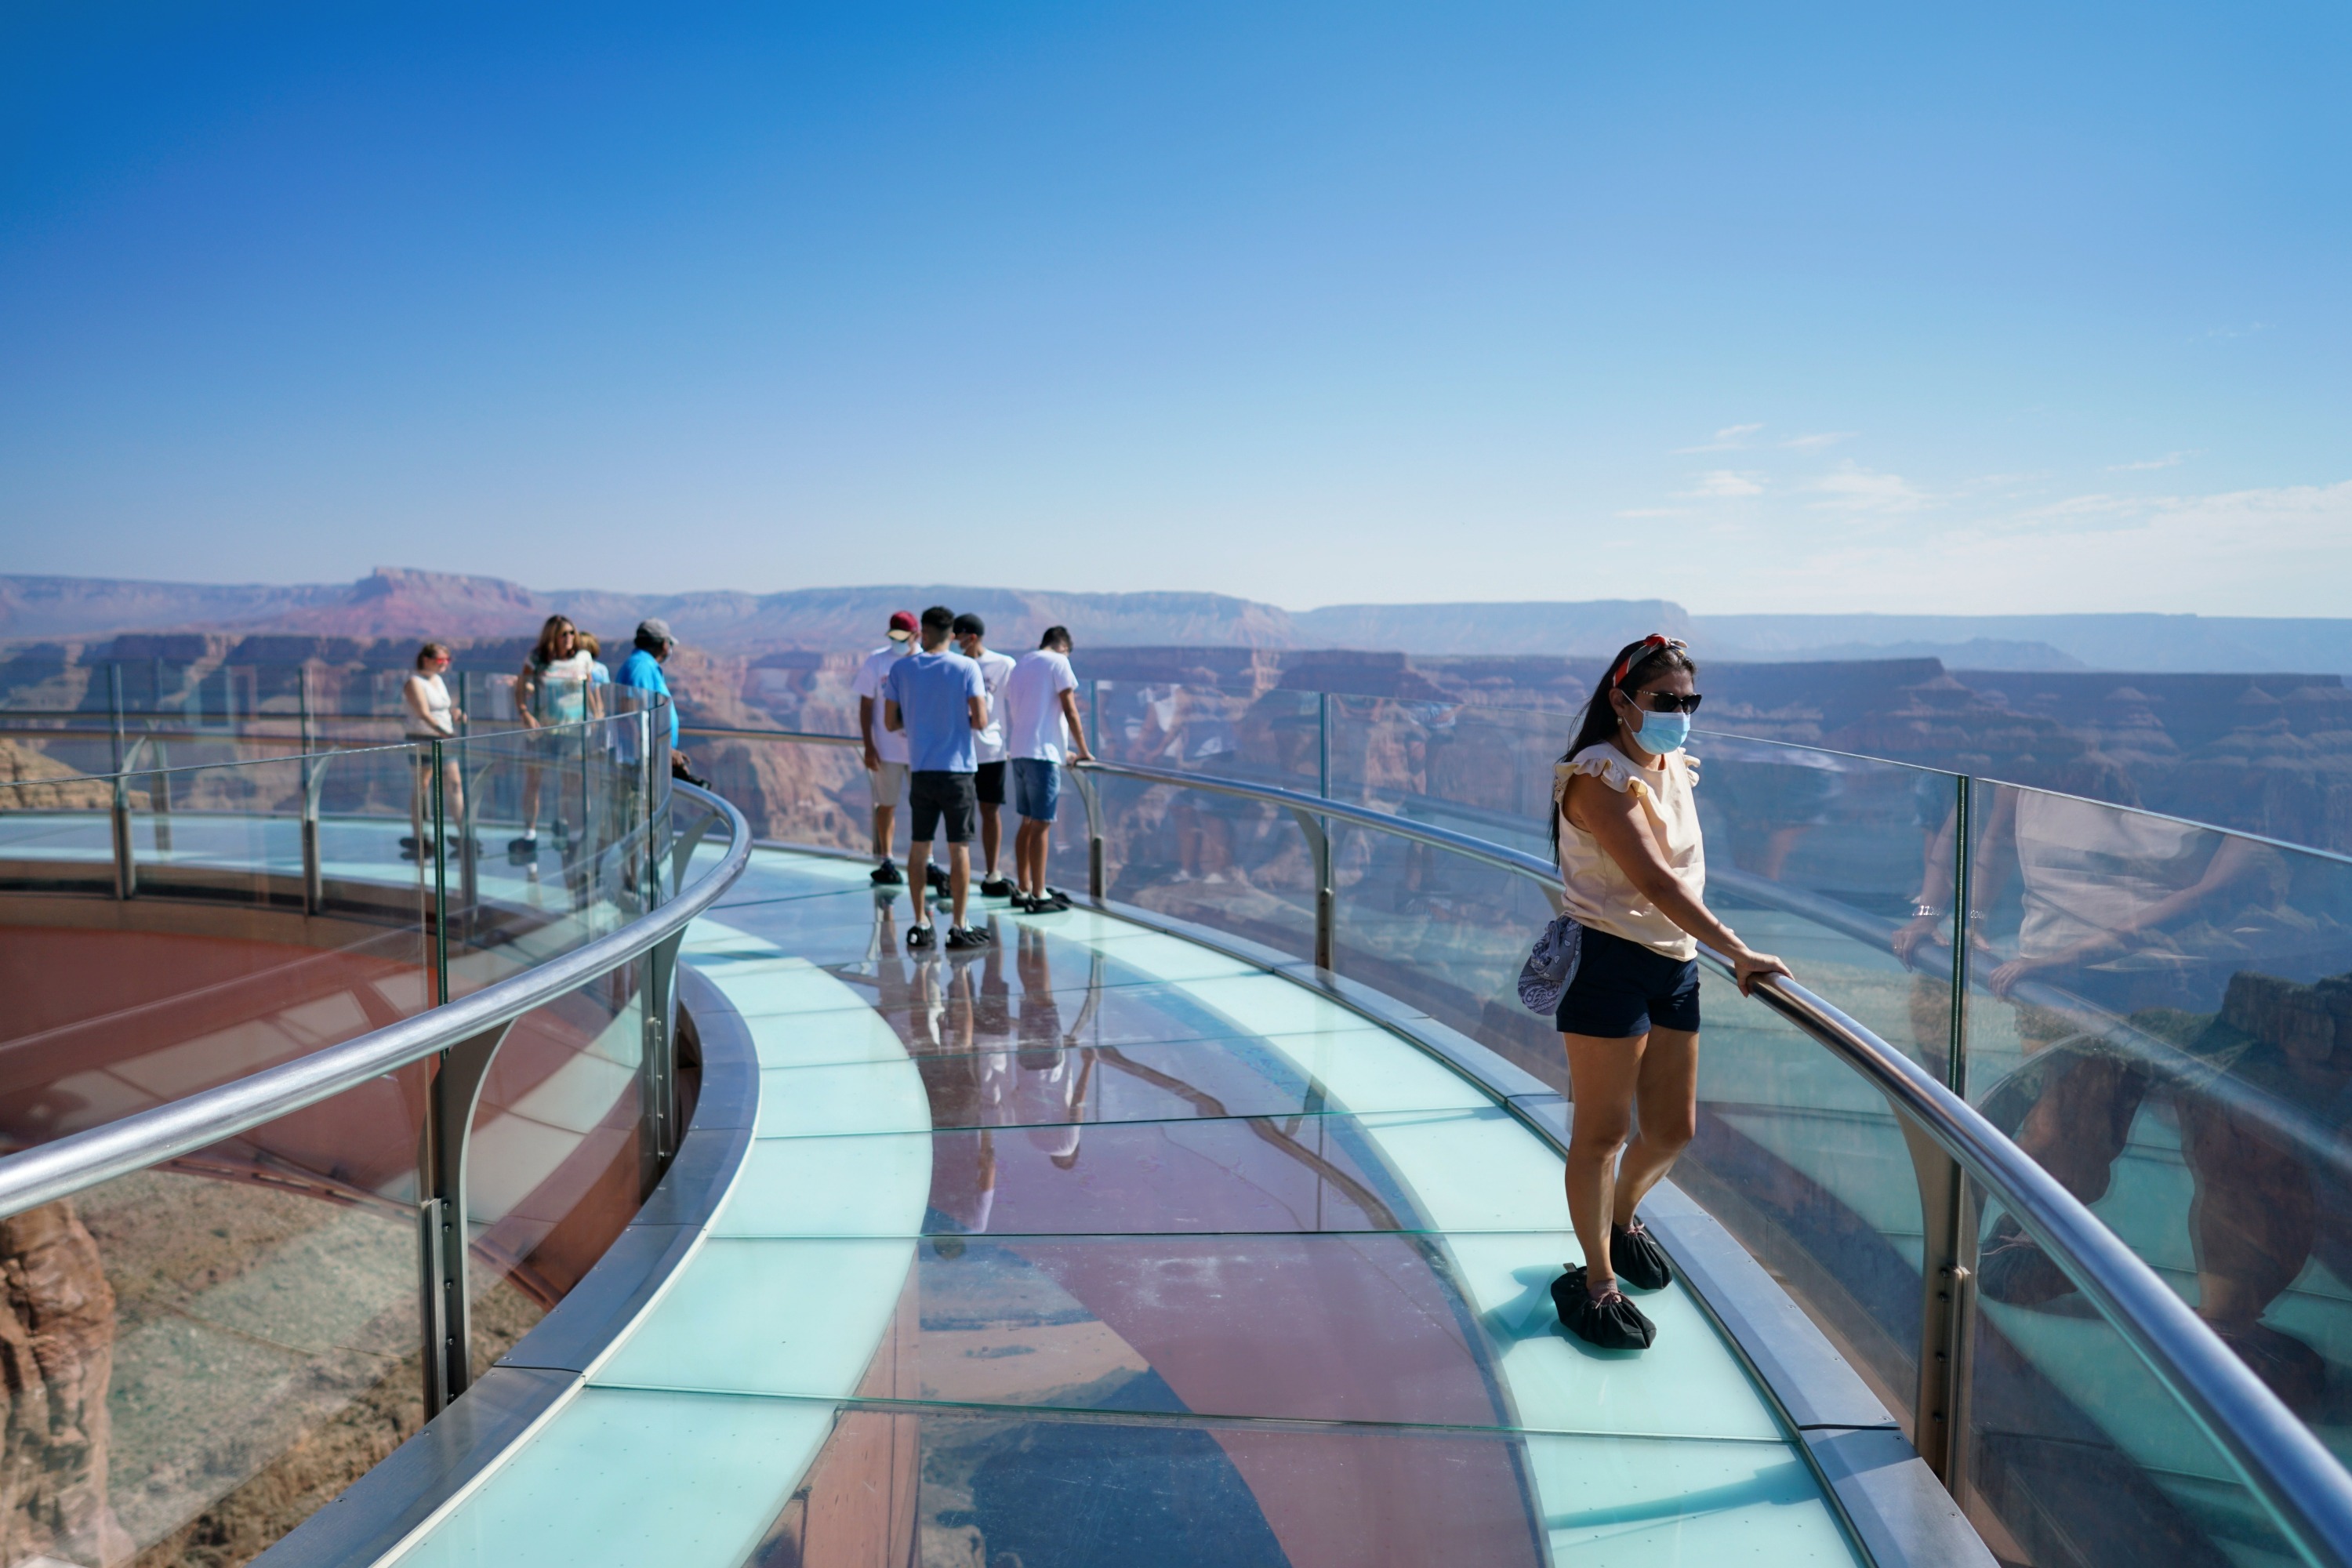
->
[869,760,909,804]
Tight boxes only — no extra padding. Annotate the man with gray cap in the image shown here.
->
[616,617,698,782]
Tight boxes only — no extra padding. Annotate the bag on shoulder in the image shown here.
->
[1517,912,1584,1016]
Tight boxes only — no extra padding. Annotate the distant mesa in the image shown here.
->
[3,571,2351,677]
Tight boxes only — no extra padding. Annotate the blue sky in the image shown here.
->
[2,2,2346,614]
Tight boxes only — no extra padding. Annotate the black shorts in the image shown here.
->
[909,770,980,845]
[975,760,1007,807]
[1555,927,1702,1038]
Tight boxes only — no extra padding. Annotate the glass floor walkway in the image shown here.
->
[380,848,1868,1567]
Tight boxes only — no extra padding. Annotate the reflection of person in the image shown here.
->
[855,611,917,887]
[1549,635,1788,1352]
[401,642,465,861]
[884,606,991,949]
[1003,626,1093,913]
[1958,790,2333,1404]
[1697,735,1844,880]
[510,615,597,859]
[952,613,1019,899]
[1014,922,1092,1167]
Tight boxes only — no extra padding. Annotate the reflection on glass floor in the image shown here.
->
[389,849,1865,1567]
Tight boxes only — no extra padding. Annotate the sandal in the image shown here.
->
[1610,1218,1675,1291]
[1552,1265,1657,1350]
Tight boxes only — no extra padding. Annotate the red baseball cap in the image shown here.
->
[887,610,917,641]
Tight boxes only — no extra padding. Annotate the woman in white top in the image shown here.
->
[510,615,597,858]
[1548,635,1789,1350]
[402,642,466,861]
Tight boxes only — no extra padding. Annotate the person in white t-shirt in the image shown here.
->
[953,612,1021,900]
[1000,626,1094,913]
[510,615,597,861]
[853,611,917,886]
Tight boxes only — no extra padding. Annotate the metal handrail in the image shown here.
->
[0,781,751,1223]
[687,724,2352,1565]
[1744,971,2352,1567]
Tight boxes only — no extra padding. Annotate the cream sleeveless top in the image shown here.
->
[1552,742,1707,959]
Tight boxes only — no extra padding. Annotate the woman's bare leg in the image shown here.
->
[1613,1026,1699,1223]
[1563,1029,1648,1294]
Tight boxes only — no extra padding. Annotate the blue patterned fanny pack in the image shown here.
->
[1517,912,1584,1015]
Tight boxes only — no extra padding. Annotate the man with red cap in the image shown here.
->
[854,610,918,884]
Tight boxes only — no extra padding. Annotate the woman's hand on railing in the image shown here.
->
[1730,946,1793,997]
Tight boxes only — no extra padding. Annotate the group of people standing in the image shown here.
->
[853,607,1094,948]
[397,613,689,859]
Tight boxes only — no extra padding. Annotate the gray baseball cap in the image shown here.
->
[636,618,673,646]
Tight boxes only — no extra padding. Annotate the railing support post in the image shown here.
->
[299,666,325,915]
[640,927,685,1192]
[416,1020,513,1419]
[1073,765,1106,900]
[1287,806,1335,972]
[430,740,450,1007]
[1902,1114,1979,1494]
[108,666,135,899]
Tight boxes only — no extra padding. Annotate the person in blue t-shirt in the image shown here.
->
[615,617,702,784]
[884,605,991,949]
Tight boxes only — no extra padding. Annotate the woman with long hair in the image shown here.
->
[510,615,595,858]
[401,642,465,860]
[1549,634,1789,1350]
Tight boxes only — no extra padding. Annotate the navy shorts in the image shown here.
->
[975,760,1007,807]
[1555,927,1702,1038]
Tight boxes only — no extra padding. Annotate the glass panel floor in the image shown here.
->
[334,850,1869,1566]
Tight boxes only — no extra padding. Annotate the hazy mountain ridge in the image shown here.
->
[5,570,2350,675]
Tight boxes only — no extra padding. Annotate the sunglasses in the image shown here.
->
[1628,691,1704,713]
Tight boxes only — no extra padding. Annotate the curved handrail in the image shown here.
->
[679,725,2352,1564]
[1740,968,2352,1566]
[0,781,752,1223]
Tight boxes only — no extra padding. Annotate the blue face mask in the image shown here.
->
[1631,708,1691,756]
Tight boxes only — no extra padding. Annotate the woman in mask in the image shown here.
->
[1548,635,1790,1349]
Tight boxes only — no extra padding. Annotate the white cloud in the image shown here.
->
[1679,470,1765,499]
[1673,423,1763,453]
[1682,479,2352,615]
[1780,431,1855,452]
[2107,452,2189,471]
[1804,462,1932,514]
[1615,506,1693,518]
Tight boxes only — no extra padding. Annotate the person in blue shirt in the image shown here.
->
[616,617,700,782]
[884,605,991,949]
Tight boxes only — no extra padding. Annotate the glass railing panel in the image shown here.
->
[1958,781,2352,1462]
[1963,1195,2309,1566]
[1091,681,1320,791]
[1679,973,1931,1441]
[1693,732,1964,1079]
[0,768,119,896]
[0,753,437,1150]
[1326,693,1563,861]
[465,971,650,1378]
[1085,771,1316,963]
[1324,828,1566,1091]
[54,1067,430,1566]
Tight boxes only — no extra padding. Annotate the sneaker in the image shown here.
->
[870,859,904,887]
[1610,1218,1674,1291]
[507,837,539,860]
[1551,1265,1657,1351]
[980,876,1016,898]
[906,924,936,950]
[1039,887,1073,909]
[946,925,993,950]
[926,862,951,892]
[1979,1215,2074,1308]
